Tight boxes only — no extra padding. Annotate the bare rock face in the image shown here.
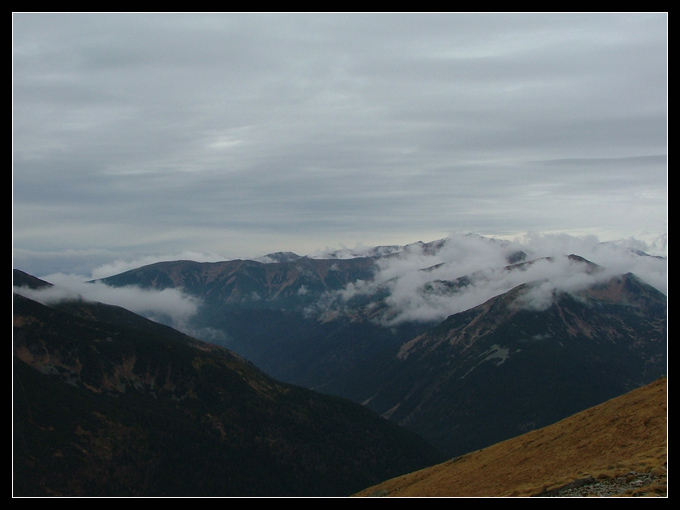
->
[533,471,667,497]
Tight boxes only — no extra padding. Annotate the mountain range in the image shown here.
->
[13,270,444,497]
[355,269,666,457]
[93,236,667,457]
[13,235,667,496]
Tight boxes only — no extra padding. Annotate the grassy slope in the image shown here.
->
[354,377,667,497]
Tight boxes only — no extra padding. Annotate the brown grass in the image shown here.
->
[354,377,667,497]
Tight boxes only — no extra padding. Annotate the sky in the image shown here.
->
[13,13,668,279]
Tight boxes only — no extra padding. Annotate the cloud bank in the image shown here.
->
[13,272,201,332]
[316,233,667,325]
[14,233,667,334]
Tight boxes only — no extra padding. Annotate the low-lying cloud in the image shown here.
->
[14,272,201,332]
[14,232,667,334]
[317,233,667,325]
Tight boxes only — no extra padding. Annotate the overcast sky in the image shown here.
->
[13,13,668,278]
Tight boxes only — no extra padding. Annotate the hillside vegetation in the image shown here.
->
[354,376,667,497]
[13,278,444,497]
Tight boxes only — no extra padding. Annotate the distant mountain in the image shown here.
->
[357,271,667,457]
[354,376,667,497]
[254,251,303,264]
[99,256,378,311]
[95,254,406,391]
[309,235,527,263]
[87,238,667,458]
[94,237,526,391]
[13,269,52,290]
[13,271,445,497]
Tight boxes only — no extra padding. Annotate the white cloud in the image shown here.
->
[14,272,201,332]
[15,233,666,335]
[319,233,667,325]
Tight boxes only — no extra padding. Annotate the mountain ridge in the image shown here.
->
[358,271,666,456]
[13,276,445,497]
[97,256,378,311]
[21,235,666,461]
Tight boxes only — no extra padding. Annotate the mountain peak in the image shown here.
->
[254,251,302,263]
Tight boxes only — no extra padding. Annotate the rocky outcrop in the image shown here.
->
[532,470,667,497]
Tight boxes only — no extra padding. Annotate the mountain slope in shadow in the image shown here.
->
[13,270,445,497]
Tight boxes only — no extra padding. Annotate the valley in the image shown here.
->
[95,236,668,458]
[13,234,667,497]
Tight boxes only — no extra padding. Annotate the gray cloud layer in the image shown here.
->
[13,13,667,276]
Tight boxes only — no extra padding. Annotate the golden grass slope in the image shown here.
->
[354,377,667,497]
